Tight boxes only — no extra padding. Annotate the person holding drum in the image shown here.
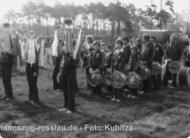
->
[89,41,103,96]
[150,36,164,90]
[81,35,94,89]
[122,36,131,70]
[182,38,190,67]
[111,38,126,102]
[163,35,182,88]
[140,35,155,93]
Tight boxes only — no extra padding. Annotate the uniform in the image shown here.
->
[89,48,103,95]
[111,46,126,101]
[25,34,41,103]
[152,43,164,90]
[0,24,16,100]
[163,41,182,87]
[60,52,78,112]
[140,41,154,93]
[182,46,190,67]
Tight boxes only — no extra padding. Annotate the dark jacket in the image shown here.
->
[121,45,131,69]
[141,41,155,64]
[90,50,103,70]
[111,48,126,71]
[182,46,190,66]
[153,43,164,64]
[165,42,182,60]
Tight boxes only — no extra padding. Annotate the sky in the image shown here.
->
[0,0,189,21]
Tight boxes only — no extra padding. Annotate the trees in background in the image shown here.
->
[4,0,185,37]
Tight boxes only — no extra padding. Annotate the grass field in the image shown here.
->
[0,68,189,138]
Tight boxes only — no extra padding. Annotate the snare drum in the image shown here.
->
[168,60,181,74]
[151,62,162,75]
[177,67,188,86]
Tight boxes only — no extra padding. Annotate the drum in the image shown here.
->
[177,67,190,86]
[151,62,162,75]
[111,70,128,89]
[126,72,142,88]
[187,68,190,87]
[86,69,102,87]
[177,67,188,86]
[103,69,112,86]
[136,63,151,80]
[168,60,181,74]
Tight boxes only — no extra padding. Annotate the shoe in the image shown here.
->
[66,110,72,114]
[5,98,10,102]
[111,97,116,102]
[5,97,14,102]
[115,99,121,103]
[58,107,67,112]
[168,85,174,89]
[138,91,144,95]
[29,100,40,107]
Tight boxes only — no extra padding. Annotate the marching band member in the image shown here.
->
[150,36,164,90]
[163,35,182,88]
[59,29,82,113]
[127,38,141,97]
[122,37,131,70]
[102,44,113,92]
[0,23,17,101]
[81,35,94,89]
[111,38,125,102]
[24,30,41,104]
[140,35,155,93]
[89,41,103,95]
[182,38,190,67]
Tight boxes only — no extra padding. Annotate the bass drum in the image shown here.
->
[136,63,151,80]
[111,70,128,89]
[151,62,162,76]
[187,68,190,87]
[126,72,143,89]
[177,67,188,86]
[103,70,112,86]
[168,60,181,74]
[86,69,102,87]
[177,67,190,87]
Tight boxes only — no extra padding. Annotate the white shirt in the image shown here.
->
[25,38,36,65]
[52,30,58,57]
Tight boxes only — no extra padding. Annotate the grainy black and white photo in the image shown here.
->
[0,0,189,137]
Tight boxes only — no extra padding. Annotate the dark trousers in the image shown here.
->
[60,69,76,112]
[52,57,61,89]
[185,61,190,67]
[163,68,177,87]
[142,77,152,93]
[1,55,13,98]
[113,88,122,99]
[26,63,39,102]
[92,85,102,95]
[151,74,162,90]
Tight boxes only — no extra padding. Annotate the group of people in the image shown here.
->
[0,22,190,114]
[81,33,190,102]
[0,23,78,114]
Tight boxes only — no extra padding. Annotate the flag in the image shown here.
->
[73,29,82,60]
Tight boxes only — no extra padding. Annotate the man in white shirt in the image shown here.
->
[24,30,41,104]
[0,23,16,101]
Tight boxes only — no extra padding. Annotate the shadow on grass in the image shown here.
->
[0,130,18,138]
[12,100,57,117]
